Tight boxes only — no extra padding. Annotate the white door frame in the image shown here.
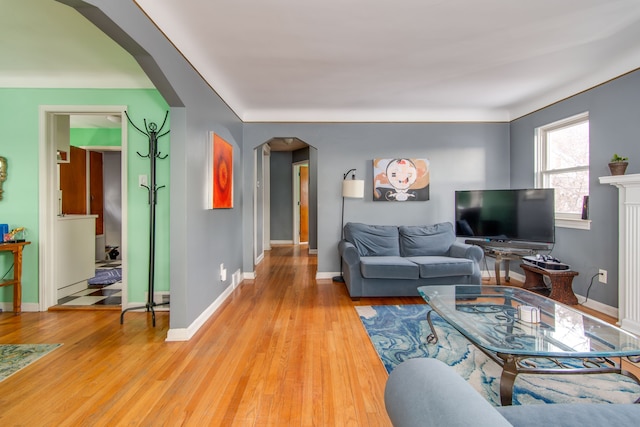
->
[292,161,308,245]
[38,105,128,310]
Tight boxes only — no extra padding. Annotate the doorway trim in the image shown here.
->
[292,161,309,245]
[38,105,128,311]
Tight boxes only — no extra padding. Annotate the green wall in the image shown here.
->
[71,128,122,146]
[0,88,169,306]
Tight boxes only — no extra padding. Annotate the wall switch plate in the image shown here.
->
[139,174,148,187]
[599,269,607,284]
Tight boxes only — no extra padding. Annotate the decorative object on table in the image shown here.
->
[332,168,364,283]
[0,343,62,382]
[0,224,8,242]
[206,133,234,209]
[608,153,629,175]
[0,156,7,201]
[0,224,27,242]
[517,305,540,323]
[356,304,640,406]
[373,158,430,201]
[120,111,169,327]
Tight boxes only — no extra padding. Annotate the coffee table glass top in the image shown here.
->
[418,285,640,358]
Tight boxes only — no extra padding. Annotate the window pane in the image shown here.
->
[547,121,589,169]
[548,170,589,214]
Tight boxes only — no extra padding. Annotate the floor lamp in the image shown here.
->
[333,168,364,283]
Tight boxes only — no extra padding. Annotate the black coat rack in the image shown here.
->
[120,111,169,327]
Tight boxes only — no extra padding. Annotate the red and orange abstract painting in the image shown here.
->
[210,133,233,209]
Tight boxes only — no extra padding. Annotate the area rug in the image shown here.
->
[0,344,61,381]
[88,268,122,286]
[356,304,640,406]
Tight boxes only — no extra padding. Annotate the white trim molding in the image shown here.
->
[600,173,640,335]
[165,281,235,341]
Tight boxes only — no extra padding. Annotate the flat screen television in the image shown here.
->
[455,189,555,244]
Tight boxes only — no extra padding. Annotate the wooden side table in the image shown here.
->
[520,263,579,305]
[0,241,31,314]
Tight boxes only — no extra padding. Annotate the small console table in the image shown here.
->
[484,248,535,285]
[520,263,579,305]
[0,241,30,314]
[464,239,542,285]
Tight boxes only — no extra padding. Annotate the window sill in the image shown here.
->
[556,217,591,230]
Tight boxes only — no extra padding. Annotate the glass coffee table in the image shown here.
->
[418,285,640,405]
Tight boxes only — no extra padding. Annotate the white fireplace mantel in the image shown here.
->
[599,173,640,334]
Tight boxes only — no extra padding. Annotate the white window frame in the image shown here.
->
[535,112,591,230]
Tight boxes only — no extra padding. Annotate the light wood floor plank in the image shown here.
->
[0,245,634,425]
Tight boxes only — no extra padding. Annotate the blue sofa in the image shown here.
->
[385,358,640,427]
[338,222,483,299]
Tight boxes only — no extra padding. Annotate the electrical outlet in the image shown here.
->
[599,269,607,284]
[220,263,227,281]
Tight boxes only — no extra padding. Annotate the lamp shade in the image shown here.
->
[342,179,364,198]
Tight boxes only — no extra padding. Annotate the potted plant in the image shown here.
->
[608,153,629,176]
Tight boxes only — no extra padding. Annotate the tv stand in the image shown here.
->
[464,239,551,251]
[465,239,547,285]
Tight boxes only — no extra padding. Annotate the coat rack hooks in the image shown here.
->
[120,110,170,327]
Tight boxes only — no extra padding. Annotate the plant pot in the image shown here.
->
[608,161,628,176]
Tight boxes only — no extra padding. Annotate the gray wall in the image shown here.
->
[244,123,511,274]
[510,69,640,308]
[82,0,244,329]
[270,152,294,240]
[267,147,318,248]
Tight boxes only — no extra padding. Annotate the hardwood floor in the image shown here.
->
[0,246,637,425]
[0,245,416,426]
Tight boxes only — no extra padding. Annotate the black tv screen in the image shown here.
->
[455,189,555,244]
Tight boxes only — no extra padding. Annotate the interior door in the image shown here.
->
[89,151,104,235]
[59,146,87,214]
[299,165,309,243]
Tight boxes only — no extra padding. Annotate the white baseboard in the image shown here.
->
[308,249,318,255]
[481,270,525,283]
[575,295,618,319]
[256,252,264,265]
[270,240,293,245]
[165,281,235,342]
[243,271,256,280]
[316,272,337,280]
[0,302,39,312]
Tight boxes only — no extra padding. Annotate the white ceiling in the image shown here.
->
[4,0,640,122]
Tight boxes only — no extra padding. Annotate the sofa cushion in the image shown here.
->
[406,256,474,278]
[360,256,420,279]
[344,223,400,256]
[399,223,455,257]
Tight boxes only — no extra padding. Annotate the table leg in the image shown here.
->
[425,309,439,344]
[494,258,501,285]
[499,354,518,406]
[549,275,579,305]
[504,259,511,282]
[13,246,23,314]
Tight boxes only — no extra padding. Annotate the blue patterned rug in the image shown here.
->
[356,304,640,406]
[0,344,61,381]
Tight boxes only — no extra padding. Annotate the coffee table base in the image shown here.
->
[424,310,640,406]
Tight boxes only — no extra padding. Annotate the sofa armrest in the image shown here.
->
[338,241,364,298]
[339,240,360,264]
[385,358,512,427]
[449,241,484,263]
